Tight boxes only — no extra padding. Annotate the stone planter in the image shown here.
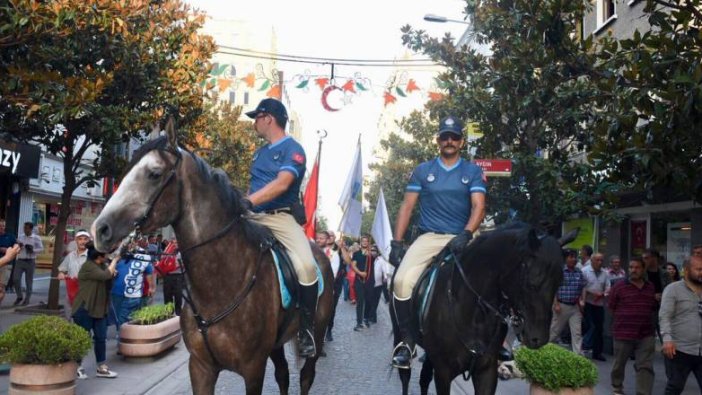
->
[9,361,77,395]
[118,315,181,357]
[530,384,594,395]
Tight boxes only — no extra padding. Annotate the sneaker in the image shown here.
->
[353,325,363,332]
[13,298,23,306]
[96,364,118,378]
[76,366,88,380]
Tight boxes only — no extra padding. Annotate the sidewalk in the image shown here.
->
[0,274,190,395]
[1,275,701,394]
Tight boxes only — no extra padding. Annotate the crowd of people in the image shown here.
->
[313,229,393,343]
[0,227,187,381]
[549,244,702,395]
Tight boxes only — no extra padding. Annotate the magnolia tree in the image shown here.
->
[0,0,216,309]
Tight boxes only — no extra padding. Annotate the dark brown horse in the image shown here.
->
[92,121,333,395]
[392,223,576,395]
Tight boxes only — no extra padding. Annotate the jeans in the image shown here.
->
[342,277,350,301]
[72,306,107,364]
[110,295,141,332]
[13,259,35,301]
[664,350,702,395]
[364,285,382,323]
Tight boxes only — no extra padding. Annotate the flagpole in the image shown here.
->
[315,129,327,232]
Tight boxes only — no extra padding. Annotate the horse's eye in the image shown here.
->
[148,170,162,180]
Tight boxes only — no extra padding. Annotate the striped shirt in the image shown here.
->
[556,266,587,304]
[608,279,657,340]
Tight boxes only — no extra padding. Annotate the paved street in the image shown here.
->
[1,275,700,394]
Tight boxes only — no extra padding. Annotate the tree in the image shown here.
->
[188,101,260,191]
[590,0,702,203]
[0,0,215,309]
[401,0,608,225]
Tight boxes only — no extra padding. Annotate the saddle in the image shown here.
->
[270,240,324,347]
[411,246,454,336]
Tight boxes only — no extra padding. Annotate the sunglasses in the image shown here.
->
[255,113,269,120]
[438,133,462,142]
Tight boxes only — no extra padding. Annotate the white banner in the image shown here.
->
[338,140,363,237]
[371,188,393,260]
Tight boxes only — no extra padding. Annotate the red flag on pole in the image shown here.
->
[302,151,320,239]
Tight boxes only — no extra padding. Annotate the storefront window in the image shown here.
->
[651,211,691,268]
[32,196,103,267]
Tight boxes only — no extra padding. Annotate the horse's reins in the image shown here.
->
[130,147,273,368]
[446,252,527,381]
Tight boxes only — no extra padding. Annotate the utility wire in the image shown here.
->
[216,50,441,68]
[219,45,437,64]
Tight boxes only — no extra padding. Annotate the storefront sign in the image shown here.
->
[0,141,41,178]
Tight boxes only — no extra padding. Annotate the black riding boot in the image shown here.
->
[298,283,318,358]
[392,297,416,369]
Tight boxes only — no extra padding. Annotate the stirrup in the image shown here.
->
[391,342,416,369]
[298,329,316,358]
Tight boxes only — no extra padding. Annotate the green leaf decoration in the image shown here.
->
[258,80,271,91]
[208,78,216,89]
[355,82,368,91]
[395,87,407,97]
[433,77,449,89]
[216,64,229,76]
[296,79,309,89]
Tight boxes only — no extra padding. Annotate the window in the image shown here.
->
[594,0,617,34]
[229,91,236,104]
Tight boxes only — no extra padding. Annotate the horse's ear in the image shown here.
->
[165,116,177,149]
[558,228,579,246]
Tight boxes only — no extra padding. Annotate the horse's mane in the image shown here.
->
[462,221,539,266]
[126,136,272,247]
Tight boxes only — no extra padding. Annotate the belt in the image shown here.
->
[558,300,577,306]
[264,207,291,215]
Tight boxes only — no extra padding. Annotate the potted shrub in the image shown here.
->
[118,303,181,357]
[515,343,598,395]
[0,315,91,395]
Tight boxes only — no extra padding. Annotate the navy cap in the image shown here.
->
[245,98,288,121]
[437,116,464,137]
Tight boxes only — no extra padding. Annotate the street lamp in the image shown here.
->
[423,13,470,25]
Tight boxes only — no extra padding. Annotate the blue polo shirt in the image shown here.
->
[406,158,486,234]
[249,136,306,212]
[0,233,17,249]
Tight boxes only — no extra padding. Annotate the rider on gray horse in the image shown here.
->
[244,98,319,358]
[389,115,486,369]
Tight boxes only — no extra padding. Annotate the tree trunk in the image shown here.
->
[47,152,77,310]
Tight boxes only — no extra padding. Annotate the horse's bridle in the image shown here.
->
[446,253,529,380]
[127,146,272,368]
[133,147,182,232]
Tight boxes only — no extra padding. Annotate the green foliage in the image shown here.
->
[591,0,702,203]
[401,0,611,225]
[129,303,175,325]
[515,343,598,391]
[0,315,91,364]
[188,101,261,191]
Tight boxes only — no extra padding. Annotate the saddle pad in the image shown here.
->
[413,247,454,333]
[271,250,324,310]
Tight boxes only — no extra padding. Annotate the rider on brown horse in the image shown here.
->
[389,116,486,369]
[244,98,319,358]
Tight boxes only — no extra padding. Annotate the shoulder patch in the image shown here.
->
[292,153,304,164]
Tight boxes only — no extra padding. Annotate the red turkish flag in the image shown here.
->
[302,151,320,239]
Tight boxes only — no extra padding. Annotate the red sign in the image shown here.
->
[473,159,512,177]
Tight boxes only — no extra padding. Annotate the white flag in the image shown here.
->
[371,188,393,260]
[338,140,363,237]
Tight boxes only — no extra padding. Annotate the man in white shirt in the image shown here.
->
[582,252,611,361]
[14,222,44,306]
[58,230,91,308]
